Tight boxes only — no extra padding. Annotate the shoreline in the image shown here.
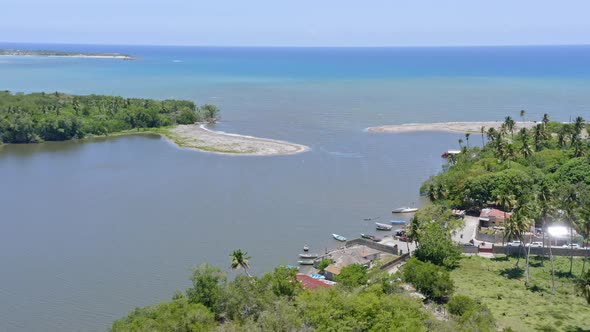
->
[0,54,133,60]
[366,121,539,134]
[0,124,309,156]
[163,124,309,156]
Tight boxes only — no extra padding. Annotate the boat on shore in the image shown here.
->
[299,253,319,259]
[298,260,315,265]
[375,222,393,231]
[361,233,374,240]
[441,150,461,158]
[361,233,382,242]
[332,233,347,242]
[392,207,418,213]
[390,220,407,225]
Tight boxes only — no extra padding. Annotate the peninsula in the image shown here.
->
[0,49,134,59]
[0,91,307,156]
[367,121,538,134]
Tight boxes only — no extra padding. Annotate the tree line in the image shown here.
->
[421,111,590,292]
[0,91,219,144]
[111,246,497,332]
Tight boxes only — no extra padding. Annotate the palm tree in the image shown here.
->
[486,127,497,141]
[497,192,517,230]
[534,182,558,293]
[458,138,463,149]
[511,209,534,285]
[230,249,252,277]
[480,126,486,148]
[533,124,544,151]
[520,143,533,159]
[578,270,590,305]
[504,116,516,139]
[560,184,582,275]
[465,133,470,148]
[573,116,585,138]
[520,109,526,124]
[542,113,550,129]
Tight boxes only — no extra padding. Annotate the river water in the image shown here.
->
[1,44,589,331]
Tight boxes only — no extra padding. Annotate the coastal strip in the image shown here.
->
[160,124,309,156]
[0,49,134,59]
[367,121,539,134]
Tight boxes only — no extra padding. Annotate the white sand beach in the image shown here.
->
[367,121,539,134]
[165,124,309,156]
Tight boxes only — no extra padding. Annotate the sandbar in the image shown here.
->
[367,121,539,134]
[163,124,308,156]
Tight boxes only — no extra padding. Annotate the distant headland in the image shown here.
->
[0,49,134,59]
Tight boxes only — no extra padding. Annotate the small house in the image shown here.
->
[479,208,512,227]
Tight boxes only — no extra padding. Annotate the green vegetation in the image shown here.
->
[111,249,496,331]
[410,205,462,267]
[402,257,455,302]
[422,113,590,283]
[334,263,368,289]
[0,91,219,144]
[452,255,590,331]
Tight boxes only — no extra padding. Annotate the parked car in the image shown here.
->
[462,242,475,246]
[507,241,522,247]
[562,243,580,249]
[525,242,543,248]
[399,236,412,242]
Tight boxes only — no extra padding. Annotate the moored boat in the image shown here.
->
[299,253,319,259]
[332,233,347,242]
[303,244,309,252]
[390,220,407,225]
[298,260,315,265]
[392,207,418,213]
[376,222,393,231]
[361,233,374,240]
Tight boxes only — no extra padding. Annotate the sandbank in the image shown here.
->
[162,124,308,156]
[367,121,539,134]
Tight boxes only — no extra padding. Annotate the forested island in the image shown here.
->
[0,91,307,155]
[0,49,133,59]
[0,91,217,143]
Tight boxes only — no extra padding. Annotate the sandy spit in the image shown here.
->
[367,121,539,134]
[165,124,309,156]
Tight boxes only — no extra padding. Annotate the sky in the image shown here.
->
[2,0,590,47]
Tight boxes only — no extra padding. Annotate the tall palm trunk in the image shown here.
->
[541,219,546,266]
[525,234,533,286]
[582,240,588,277]
[549,234,556,295]
[570,224,574,275]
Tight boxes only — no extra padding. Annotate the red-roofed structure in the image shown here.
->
[479,208,512,227]
[296,274,331,290]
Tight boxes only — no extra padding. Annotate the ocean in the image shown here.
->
[0,43,589,331]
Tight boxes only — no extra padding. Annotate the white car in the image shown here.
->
[562,243,580,249]
[507,241,522,247]
[525,242,543,248]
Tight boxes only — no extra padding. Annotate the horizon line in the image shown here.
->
[1,41,590,49]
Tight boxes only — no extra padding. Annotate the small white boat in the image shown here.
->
[375,222,393,231]
[303,244,309,252]
[332,233,347,242]
[299,253,319,259]
[392,207,418,213]
[390,220,407,225]
[298,260,315,265]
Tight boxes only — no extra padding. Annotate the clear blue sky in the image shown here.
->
[2,0,589,46]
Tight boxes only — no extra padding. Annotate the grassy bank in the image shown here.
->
[451,255,590,331]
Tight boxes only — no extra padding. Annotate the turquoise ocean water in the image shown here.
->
[1,44,589,331]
